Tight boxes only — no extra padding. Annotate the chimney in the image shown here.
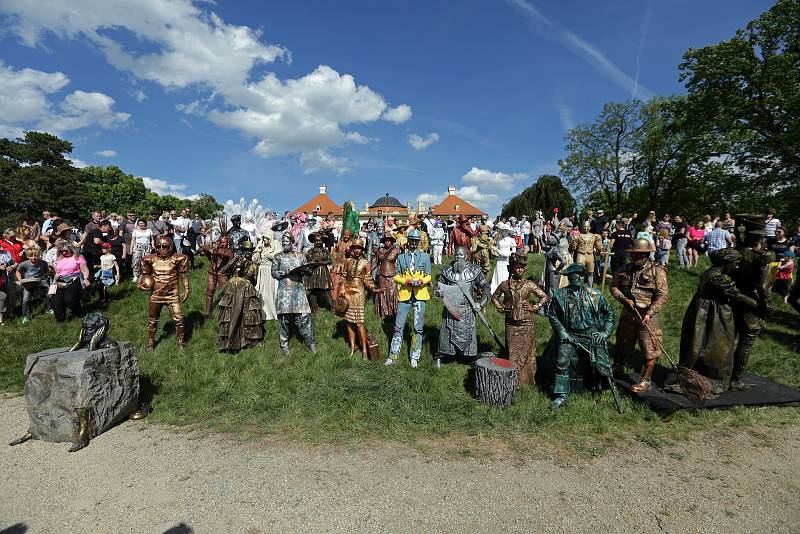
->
[418,201,426,214]
[319,185,327,195]
[447,186,456,196]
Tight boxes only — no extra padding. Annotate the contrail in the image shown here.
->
[633,0,654,99]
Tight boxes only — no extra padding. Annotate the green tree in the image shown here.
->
[184,193,224,219]
[500,175,575,219]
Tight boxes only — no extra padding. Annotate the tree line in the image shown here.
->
[504,0,799,224]
[0,131,222,230]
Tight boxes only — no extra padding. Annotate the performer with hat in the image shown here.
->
[571,221,603,287]
[338,238,384,356]
[304,231,334,313]
[199,234,233,314]
[491,253,548,386]
[138,235,190,351]
[227,214,250,256]
[271,233,316,354]
[386,229,432,368]
[428,220,446,266]
[373,233,400,322]
[451,215,477,259]
[331,229,354,300]
[610,237,669,392]
[217,238,264,351]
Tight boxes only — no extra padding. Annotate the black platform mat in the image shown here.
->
[616,368,800,413]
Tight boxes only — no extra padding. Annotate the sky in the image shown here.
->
[0,0,775,215]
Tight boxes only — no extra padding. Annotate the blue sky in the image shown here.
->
[0,0,774,215]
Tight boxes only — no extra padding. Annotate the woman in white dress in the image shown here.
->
[490,228,518,294]
[253,233,281,321]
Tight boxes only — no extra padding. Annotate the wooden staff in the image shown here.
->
[600,250,614,293]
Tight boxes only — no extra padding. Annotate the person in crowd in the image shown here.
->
[1,228,24,265]
[609,221,633,275]
[655,228,672,266]
[52,241,90,323]
[721,212,736,234]
[171,207,189,253]
[94,242,120,307]
[197,225,214,248]
[106,224,127,276]
[0,248,13,325]
[703,214,717,234]
[705,221,734,254]
[763,208,781,246]
[190,212,205,251]
[17,225,39,258]
[83,211,102,242]
[774,252,795,304]
[521,215,532,253]
[770,227,792,259]
[490,227,518,295]
[531,210,543,253]
[130,219,155,282]
[672,214,688,269]
[146,211,168,237]
[15,245,51,324]
[21,214,41,245]
[687,220,706,268]
[40,210,54,237]
[108,213,120,232]
[590,209,609,235]
[82,219,110,290]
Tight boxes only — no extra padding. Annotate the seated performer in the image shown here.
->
[542,263,615,408]
[271,233,316,354]
[338,238,384,356]
[491,253,548,386]
[217,238,263,352]
[138,235,190,351]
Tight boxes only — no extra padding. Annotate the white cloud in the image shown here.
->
[68,157,90,168]
[95,149,117,157]
[0,61,129,138]
[0,0,411,171]
[299,149,350,175]
[131,89,147,102]
[506,0,654,99]
[140,176,199,200]
[461,166,527,191]
[382,104,412,124]
[554,97,574,131]
[408,132,439,150]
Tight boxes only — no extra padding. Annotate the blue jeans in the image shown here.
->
[675,237,688,268]
[389,299,426,361]
[173,235,183,253]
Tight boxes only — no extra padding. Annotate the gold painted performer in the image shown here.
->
[571,221,603,286]
[338,238,384,356]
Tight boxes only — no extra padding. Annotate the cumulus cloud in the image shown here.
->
[67,157,90,169]
[299,149,350,175]
[95,149,117,157]
[0,0,411,172]
[141,176,199,200]
[415,186,498,210]
[461,166,527,191]
[0,61,129,138]
[408,132,439,150]
[131,89,147,102]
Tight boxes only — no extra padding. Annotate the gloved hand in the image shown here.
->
[591,331,607,344]
[559,333,574,345]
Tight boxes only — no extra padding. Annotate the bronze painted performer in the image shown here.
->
[331,228,353,300]
[571,221,603,286]
[200,234,233,314]
[543,263,615,408]
[217,238,264,351]
[472,226,493,277]
[610,238,669,393]
[491,253,548,386]
[304,231,334,313]
[338,238,384,356]
[272,233,316,354]
[138,235,190,351]
[373,233,400,322]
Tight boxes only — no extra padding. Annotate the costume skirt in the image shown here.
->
[373,274,398,319]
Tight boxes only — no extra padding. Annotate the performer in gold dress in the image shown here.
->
[338,238,384,357]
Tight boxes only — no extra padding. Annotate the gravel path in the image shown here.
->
[1,396,798,533]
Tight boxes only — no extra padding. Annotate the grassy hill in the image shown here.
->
[1,254,798,454]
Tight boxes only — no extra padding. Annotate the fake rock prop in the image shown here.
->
[473,356,518,409]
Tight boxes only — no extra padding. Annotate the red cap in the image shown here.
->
[101,242,112,249]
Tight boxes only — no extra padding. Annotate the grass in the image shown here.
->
[1,253,798,455]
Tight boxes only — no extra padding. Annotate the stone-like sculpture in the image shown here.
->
[610,238,669,393]
[9,313,140,452]
[303,231,334,313]
[543,263,616,409]
[679,248,759,394]
[227,214,251,256]
[542,230,565,299]
[272,233,316,354]
[435,246,491,366]
[491,253,548,386]
[199,234,233,314]
[338,238,384,356]
[138,235,190,351]
[373,233,400,322]
[217,238,263,351]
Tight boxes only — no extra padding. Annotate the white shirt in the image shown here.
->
[133,228,153,246]
[764,217,781,238]
[522,221,531,234]
[172,216,188,237]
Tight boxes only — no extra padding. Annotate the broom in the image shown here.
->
[634,309,710,404]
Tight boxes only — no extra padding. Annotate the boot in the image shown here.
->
[176,322,185,351]
[205,294,213,315]
[146,322,157,352]
[630,359,656,393]
[612,354,626,379]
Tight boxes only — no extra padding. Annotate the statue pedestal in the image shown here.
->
[472,356,518,409]
[23,342,140,443]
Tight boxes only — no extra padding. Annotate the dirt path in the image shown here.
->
[1,397,798,533]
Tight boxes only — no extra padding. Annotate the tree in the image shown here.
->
[184,193,223,219]
[679,0,800,222]
[500,175,575,219]
[559,101,644,214]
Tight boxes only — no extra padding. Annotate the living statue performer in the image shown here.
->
[491,253,548,386]
[217,238,263,351]
[138,235,189,351]
[407,215,430,252]
[253,233,280,321]
[331,229,353,300]
[679,248,759,394]
[271,233,316,354]
[570,221,603,286]
[304,231,334,312]
[289,211,307,252]
[451,215,477,258]
[227,214,251,257]
[542,229,566,299]
[610,238,669,392]
[342,201,361,237]
[429,220,446,265]
[200,234,233,314]
[557,228,574,289]
[366,218,380,262]
[543,263,615,408]
[435,246,491,367]
[730,214,774,389]
[386,229,431,368]
[338,238,384,356]
[472,226,494,277]
[490,227,517,294]
[373,233,400,322]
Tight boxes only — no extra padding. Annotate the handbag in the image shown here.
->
[334,294,349,316]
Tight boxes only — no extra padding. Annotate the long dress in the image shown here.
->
[217,257,264,351]
[373,245,399,320]
[490,236,517,294]
[253,240,280,321]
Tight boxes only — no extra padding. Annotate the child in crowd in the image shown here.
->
[15,245,52,324]
[774,252,795,304]
[94,242,120,307]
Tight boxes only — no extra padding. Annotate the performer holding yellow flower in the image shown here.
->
[386,229,432,368]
